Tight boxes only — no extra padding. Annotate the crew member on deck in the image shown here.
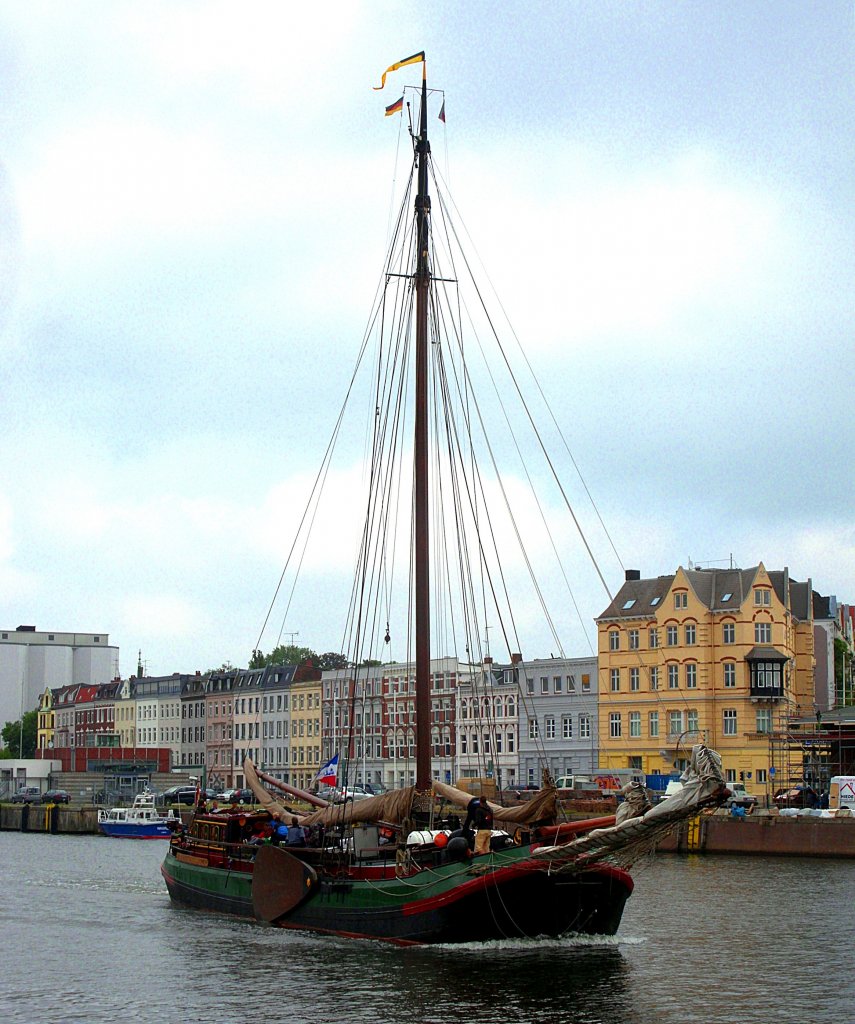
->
[468,795,494,855]
[286,816,307,847]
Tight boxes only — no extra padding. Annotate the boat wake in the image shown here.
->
[430,933,646,953]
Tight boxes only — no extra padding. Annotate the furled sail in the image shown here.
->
[532,744,727,872]
[432,780,558,826]
[244,757,416,826]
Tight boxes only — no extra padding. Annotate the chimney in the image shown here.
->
[625,569,641,581]
[511,652,522,664]
[483,656,493,665]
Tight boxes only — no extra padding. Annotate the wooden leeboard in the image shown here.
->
[252,845,318,922]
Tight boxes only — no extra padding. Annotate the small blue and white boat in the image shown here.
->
[98,791,179,839]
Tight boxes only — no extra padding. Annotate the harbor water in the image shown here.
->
[2,831,851,1024]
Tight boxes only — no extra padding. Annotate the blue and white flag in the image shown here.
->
[314,753,339,786]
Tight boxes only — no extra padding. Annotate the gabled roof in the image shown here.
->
[596,575,675,621]
[597,565,821,622]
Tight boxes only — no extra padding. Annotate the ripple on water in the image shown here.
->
[2,833,853,1024]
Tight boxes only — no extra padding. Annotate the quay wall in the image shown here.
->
[661,813,855,858]
[3,804,854,857]
[1,803,100,834]
[0,805,195,834]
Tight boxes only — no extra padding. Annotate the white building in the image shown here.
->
[0,758,62,799]
[132,674,185,768]
[456,657,520,789]
[0,626,119,740]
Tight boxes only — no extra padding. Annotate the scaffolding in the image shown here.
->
[768,707,855,793]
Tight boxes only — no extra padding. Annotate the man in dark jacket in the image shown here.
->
[471,795,494,855]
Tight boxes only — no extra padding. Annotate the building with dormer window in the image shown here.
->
[596,563,825,789]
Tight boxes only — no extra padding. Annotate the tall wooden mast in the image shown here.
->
[413,64,431,791]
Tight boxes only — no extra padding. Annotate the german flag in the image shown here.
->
[374,51,425,90]
[385,95,404,117]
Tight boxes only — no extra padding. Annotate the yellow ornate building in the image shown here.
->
[596,563,817,790]
[290,677,323,791]
[36,687,55,751]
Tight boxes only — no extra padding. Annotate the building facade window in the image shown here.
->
[629,711,641,737]
[754,588,771,606]
[723,709,737,735]
[628,629,639,650]
[528,718,539,739]
[545,716,556,739]
[667,664,679,689]
[630,667,640,691]
[687,709,699,734]
[686,663,697,688]
[650,666,659,690]
[649,627,659,648]
[540,676,549,694]
[724,662,736,688]
[610,668,621,692]
[562,716,573,739]
[723,622,735,644]
[666,625,678,646]
[756,708,773,733]
[668,710,683,736]
[674,592,688,609]
[579,715,591,739]
[685,624,696,645]
[609,712,621,738]
[609,630,620,651]
[649,711,659,737]
[755,622,772,644]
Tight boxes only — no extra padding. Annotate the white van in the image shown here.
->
[829,776,855,812]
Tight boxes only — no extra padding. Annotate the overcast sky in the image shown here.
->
[1,2,852,678]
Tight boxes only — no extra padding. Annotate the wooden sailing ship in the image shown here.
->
[162,54,728,944]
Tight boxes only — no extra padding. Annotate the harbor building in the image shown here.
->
[321,657,464,791]
[258,664,295,785]
[205,668,237,788]
[456,657,519,790]
[0,626,119,741]
[516,656,599,786]
[596,563,823,790]
[180,675,208,772]
[288,669,323,792]
[322,664,387,791]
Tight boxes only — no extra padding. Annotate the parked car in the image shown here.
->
[316,785,369,803]
[774,785,819,809]
[220,788,256,805]
[11,786,42,803]
[40,789,71,804]
[349,783,384,798]
[161,785,200,805]
[725,783,759,810]
[339,787,371,801]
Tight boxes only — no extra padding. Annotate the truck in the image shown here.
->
[555,769,644,794]
[554,775,600,793]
